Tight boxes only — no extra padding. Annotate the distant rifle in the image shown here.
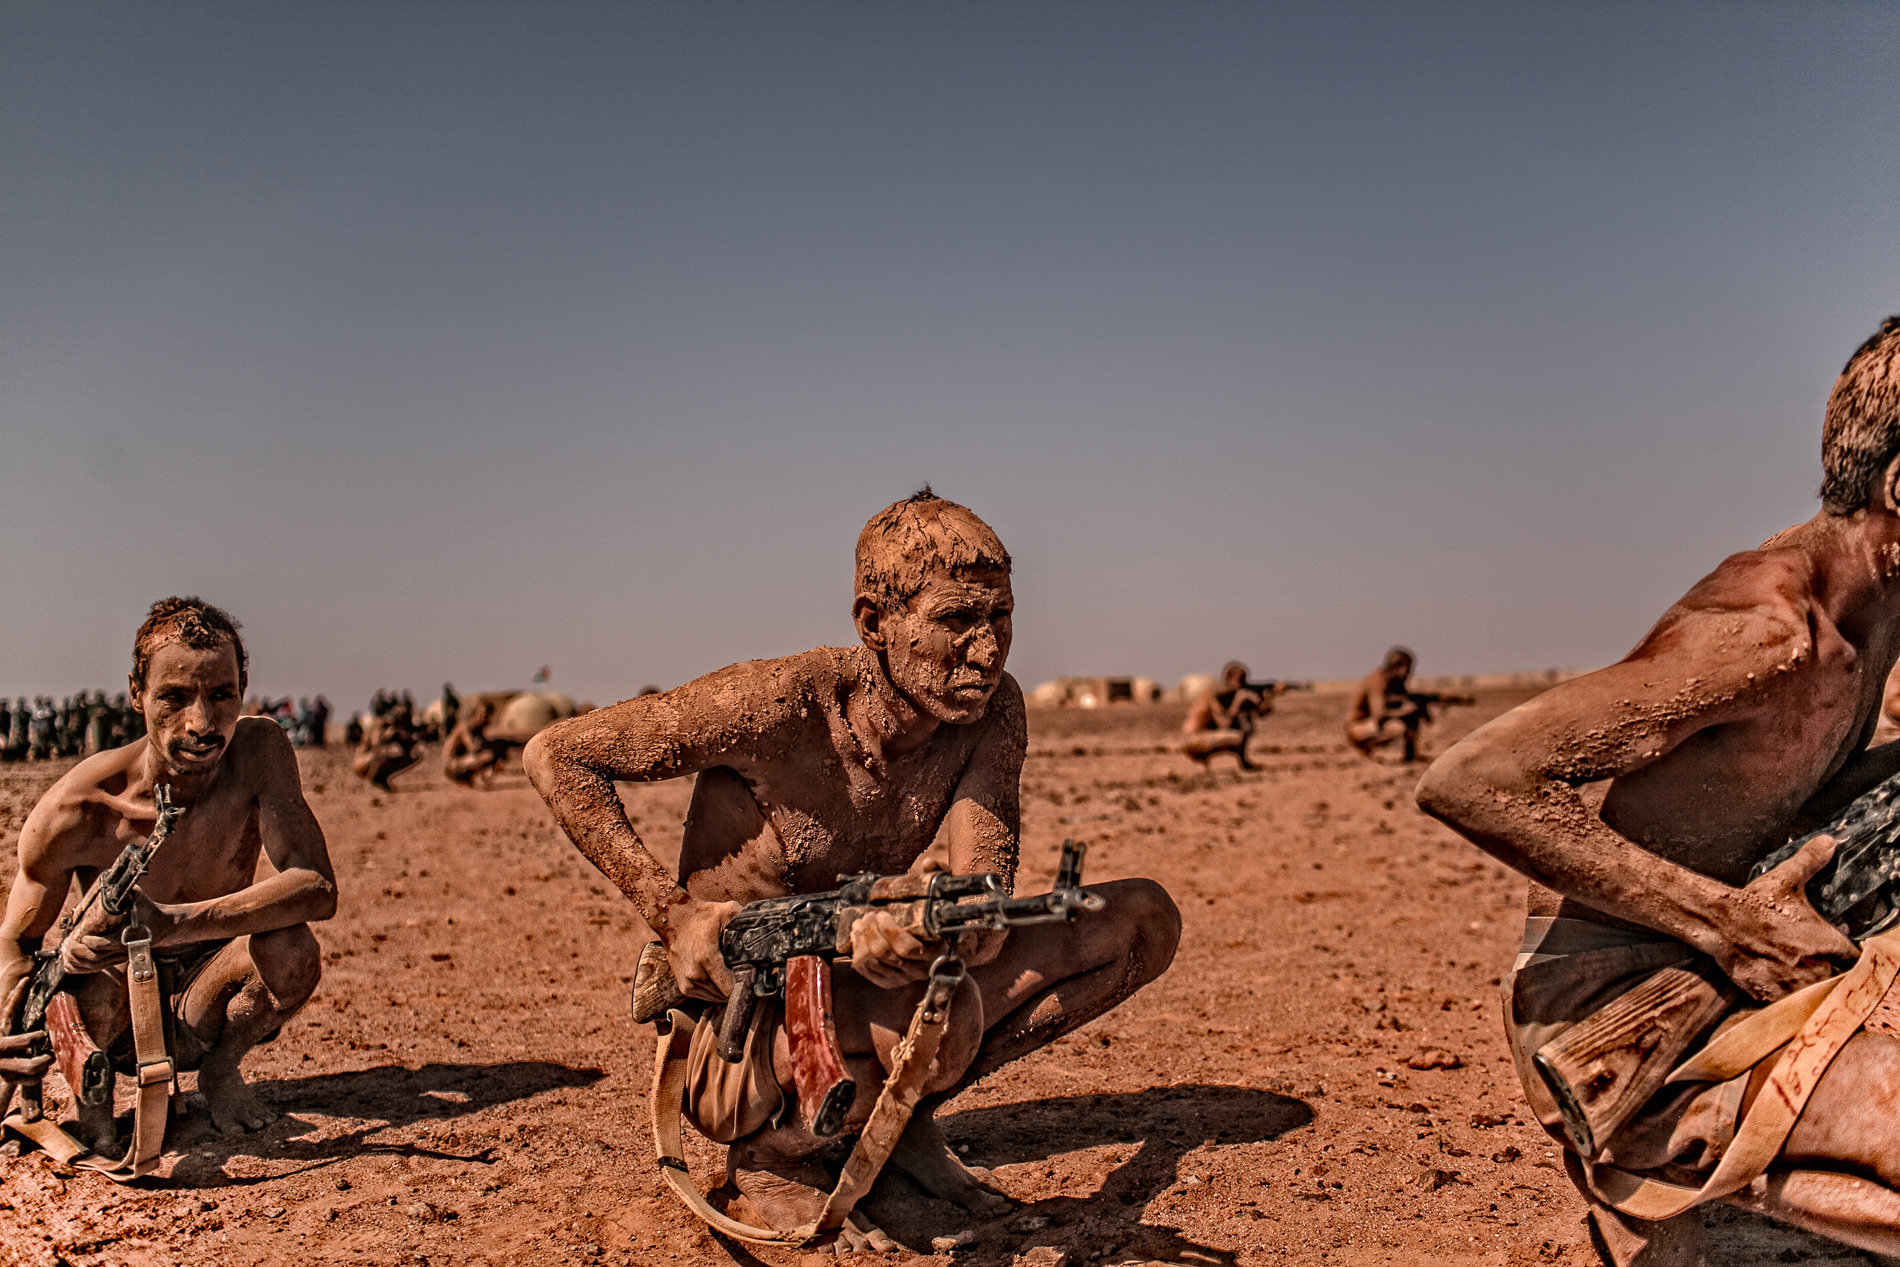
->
[12,786,180,1122]
[1404,689,1475,719]
[641,842,1104,1139]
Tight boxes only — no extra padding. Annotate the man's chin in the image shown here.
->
[931,687,998,724]
[164,744,225,772]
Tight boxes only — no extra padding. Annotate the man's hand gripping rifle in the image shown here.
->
[11,786,180,1122]
[713,840,1102,1138]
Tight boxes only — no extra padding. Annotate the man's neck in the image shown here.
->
[134,741,220,807]
[849,649,940,766]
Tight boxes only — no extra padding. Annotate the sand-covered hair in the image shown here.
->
[855,487,1011,609]
[1821,315,1900,514]
[132,596,248,692]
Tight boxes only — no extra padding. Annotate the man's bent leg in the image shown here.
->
[834,877,1179,1216]
[179,925,321,1134]
[1728,1169,1900,1258]
[962,877,1180,1085]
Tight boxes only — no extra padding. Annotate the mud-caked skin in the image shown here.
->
[527,492,1181,1250]
[0,601,337,1146]
[1417,318,1900,1264]
[1182,661,1265,769]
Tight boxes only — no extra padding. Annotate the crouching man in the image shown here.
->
[1418,318,1900,1264]
[1,597,337,1168]
[527,490,1180,1249]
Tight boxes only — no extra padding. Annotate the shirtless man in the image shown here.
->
[527,490,1181,1248]
[1,597,336,1145]
[1417,316,1900,1264]
[1346,646,1468,763]
[442,700,500,787]
[1182,661,1267,769]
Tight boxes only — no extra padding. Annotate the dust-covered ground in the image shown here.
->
[0,692,1882,1267]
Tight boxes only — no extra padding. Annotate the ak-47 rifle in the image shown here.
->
[12,786,181,1122]
[639,841,1104,1139]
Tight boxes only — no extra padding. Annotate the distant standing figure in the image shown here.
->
[1345,647,1471,764]
[307,696,331,748]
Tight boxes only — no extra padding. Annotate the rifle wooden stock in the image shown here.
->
[631,941,687,1027]
[1532,963,1731,1158]
[785,955,855,1138]
[45,991,112,1109]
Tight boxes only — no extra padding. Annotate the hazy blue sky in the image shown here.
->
[5,2,1898,708]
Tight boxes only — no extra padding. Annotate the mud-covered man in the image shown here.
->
[1347,646,1467,763]
[1,598,336,1145]
[528,490,1181,1248]
[1182,661,1267,769]
[1418,317,1900,1264]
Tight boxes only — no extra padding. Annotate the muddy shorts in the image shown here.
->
[101,938,278,1075]
[679,999,788,1144]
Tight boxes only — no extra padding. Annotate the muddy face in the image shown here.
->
[877,569,1014,725]
[132,640,244,776]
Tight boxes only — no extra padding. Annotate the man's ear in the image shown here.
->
[853,593,887,651]
[128,674,144,716]
[1882,453,1900,514]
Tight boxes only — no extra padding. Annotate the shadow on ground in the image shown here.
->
[840,1084,1315,1266]
[153,1060,603,1187]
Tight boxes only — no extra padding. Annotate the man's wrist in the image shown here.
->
[647,888,695,936]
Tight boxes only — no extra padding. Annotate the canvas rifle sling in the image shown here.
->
[4,923,174,1182]
[650,958,963,1246]
[1582,927,1900,1221]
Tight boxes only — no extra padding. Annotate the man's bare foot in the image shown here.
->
[890,1113,1013,1215]
[727,1129,899,1252]
[199,1061,276,1134]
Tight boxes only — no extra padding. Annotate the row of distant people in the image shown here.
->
[0,692,145,762]
[244,695,334,749]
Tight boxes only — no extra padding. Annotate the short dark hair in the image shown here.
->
[1821,315,1900,514]
[132,596,248,692]
[854,487,1011,609]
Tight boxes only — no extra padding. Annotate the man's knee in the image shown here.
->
[921,974,986,1095]
[250,924,322,1007]
[1097,877,1181,987]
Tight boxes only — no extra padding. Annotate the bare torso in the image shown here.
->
[27,720,285,918]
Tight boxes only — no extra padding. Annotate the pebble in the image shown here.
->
[263,1206,286,1218]
[931,1229,976,1253]
[1010,1213,1050,1232]
[1011,1249,1071,1267]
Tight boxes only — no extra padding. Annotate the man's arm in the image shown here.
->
[65,727,336,972]
[1416,612,1856,1001]
[0,789,88,1011]
[525,661,805,996]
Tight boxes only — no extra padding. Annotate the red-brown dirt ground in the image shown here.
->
[0,691,1885,1266]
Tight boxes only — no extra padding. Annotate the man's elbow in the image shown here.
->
[1415,738,1528,831]
[304,874,340,923]
[522,731,557,798]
